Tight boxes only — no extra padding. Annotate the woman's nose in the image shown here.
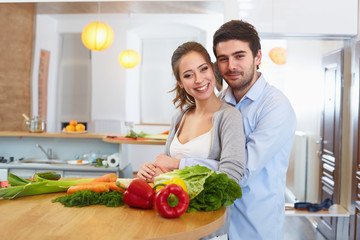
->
[194,73,203,83]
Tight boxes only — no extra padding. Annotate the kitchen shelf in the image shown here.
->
[0,131,109,139]
[102,136,166,145]
[285,203,349,217]
[0,132,167,145]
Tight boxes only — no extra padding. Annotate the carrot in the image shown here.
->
[67,184,110,194]
[91,173,118,182]
[75,181,126,193]
[159,130,169,135]
[109,182,126,193]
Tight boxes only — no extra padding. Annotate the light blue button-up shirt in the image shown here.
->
[220,73,296,240]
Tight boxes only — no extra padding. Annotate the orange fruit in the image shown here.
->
[75,123,86,132]
[69,120,77,126]
[65,125,75,132]
[77,158,83,164]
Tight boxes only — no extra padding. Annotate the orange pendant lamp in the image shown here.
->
[81,21,114,51]
[269,47,287,65]
[118,50,141,68]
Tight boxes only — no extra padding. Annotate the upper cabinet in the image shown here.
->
[242,0,358,37]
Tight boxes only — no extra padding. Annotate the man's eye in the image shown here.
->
[218,58,228,62]
[236,55,244,59]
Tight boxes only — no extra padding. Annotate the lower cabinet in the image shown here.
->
[356,206,360,240]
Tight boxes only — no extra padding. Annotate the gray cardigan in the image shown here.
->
[164,102,246,183]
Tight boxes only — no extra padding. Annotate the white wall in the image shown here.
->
[32,13,223,133]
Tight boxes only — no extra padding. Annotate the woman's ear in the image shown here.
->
[178,82,183,88]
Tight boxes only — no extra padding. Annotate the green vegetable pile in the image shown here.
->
[154,165,242,212]
[52,189,124,207]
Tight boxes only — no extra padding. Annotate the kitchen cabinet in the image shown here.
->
[244,0,357,36]
[0,131,167,181]
[356,206,360,239]
[0,163,126,182]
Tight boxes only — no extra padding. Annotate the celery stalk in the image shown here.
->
[0,173,94,199]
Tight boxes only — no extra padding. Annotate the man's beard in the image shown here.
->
[225,66,255,91]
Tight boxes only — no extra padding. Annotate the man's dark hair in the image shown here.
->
[213,20,261,58]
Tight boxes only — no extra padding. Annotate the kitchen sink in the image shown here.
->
[19,159,67,164]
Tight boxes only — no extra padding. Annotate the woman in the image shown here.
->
[137,41,245,183]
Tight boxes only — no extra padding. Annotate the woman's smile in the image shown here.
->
[195,83,210,92]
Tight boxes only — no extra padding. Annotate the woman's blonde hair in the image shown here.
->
[170,41,214,111]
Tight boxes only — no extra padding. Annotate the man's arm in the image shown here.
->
[239,96,296,187]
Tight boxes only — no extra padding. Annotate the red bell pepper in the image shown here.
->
[123,179,155,209]
[153,183,189,218]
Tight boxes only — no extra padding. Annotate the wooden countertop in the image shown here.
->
[0,193,225,240]
[0,131,167,145]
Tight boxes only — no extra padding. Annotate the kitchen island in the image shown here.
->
[0,192,225,240]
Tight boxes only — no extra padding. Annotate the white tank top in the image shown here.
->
[170,112,213,159]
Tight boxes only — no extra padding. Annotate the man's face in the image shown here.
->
[215,39,261,92]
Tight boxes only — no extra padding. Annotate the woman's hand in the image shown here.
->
[137,162,166,182]
[154,154,180,171]
[137,162,156,182]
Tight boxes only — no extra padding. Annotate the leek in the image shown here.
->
[0,172,93,199]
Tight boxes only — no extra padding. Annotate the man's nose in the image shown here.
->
[228,58,237,70]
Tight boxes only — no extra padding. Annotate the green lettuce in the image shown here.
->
[154,165,242,212]
[154,165,214,199]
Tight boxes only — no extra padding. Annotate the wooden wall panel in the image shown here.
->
[0,3,34,131]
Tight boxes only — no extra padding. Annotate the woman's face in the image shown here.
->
[178,51,216,102]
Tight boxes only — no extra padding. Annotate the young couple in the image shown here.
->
[138,20,296,240]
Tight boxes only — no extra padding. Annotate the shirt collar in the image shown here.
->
[245,73,266,101]
[220,72,266,105]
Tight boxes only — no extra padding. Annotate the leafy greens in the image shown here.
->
[154,165,242,212]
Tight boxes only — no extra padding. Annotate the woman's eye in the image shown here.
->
[200,66,208,72]
[183,73,192,79]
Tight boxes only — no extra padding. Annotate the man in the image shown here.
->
[213,20,296,239]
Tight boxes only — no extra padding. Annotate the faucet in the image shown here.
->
[36,144,53,160]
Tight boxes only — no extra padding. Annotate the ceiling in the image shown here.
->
[35,1,224,15]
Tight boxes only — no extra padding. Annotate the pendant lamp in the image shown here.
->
[269,47,286,65]
[118,50,141,69]
[81,21,114,51]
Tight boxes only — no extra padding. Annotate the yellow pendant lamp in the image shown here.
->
[81,21,114,51]
[118,50,141,68]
